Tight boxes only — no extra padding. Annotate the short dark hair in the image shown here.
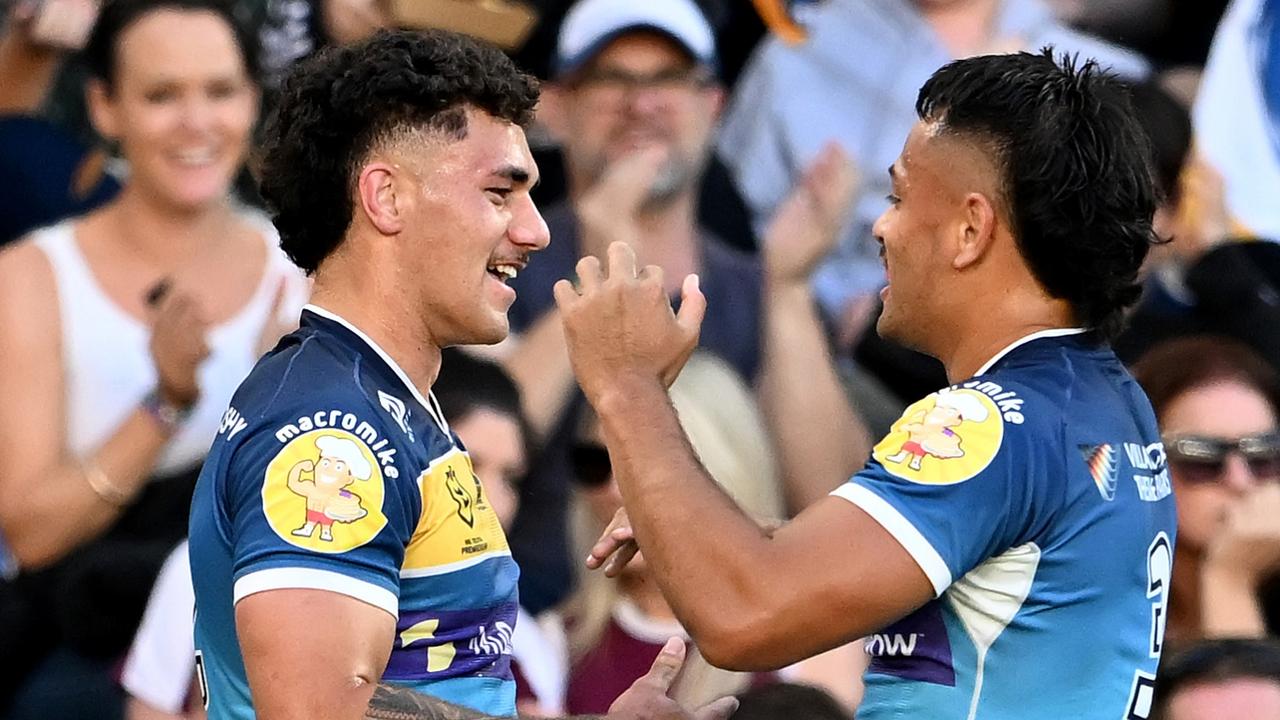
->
[83,0,261,89]
[1152,639,1280,719]
[730,683,846,720]
[258,29,540,274]
[917,48,1159,340]
[1131,335,1280,421]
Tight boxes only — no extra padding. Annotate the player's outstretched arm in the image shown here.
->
[366,638,738,720]
[558,242,935,671]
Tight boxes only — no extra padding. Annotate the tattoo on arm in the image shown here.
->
[366,683,604,720]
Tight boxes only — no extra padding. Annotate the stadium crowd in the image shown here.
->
[1,0,1279,718]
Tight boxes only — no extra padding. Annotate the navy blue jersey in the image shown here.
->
[190,306,519,719]
[834,330,1176,719]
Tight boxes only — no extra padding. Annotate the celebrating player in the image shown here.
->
[188,29,736,720]
[562,49,1175,719]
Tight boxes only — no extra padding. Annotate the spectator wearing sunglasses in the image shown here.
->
[1133,335,1280,644]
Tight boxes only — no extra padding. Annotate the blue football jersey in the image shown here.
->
[834,330,1176,719]
[190,306,519,719]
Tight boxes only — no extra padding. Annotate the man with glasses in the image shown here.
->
[501,0,871,615]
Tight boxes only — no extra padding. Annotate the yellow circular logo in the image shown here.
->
[872,388,1004,485]
[262,429,388,553]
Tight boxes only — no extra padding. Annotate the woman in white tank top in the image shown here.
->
[0,0,304,715]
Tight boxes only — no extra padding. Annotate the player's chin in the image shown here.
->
[468,310,511,346]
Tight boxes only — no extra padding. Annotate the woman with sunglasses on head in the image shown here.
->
[1133,335,1280,645]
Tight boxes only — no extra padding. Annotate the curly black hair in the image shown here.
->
[83,0,260,89]
[258,29,540,274]
[917,48,1160,340]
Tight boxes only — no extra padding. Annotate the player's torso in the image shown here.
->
[190,312,519,719]
[858,344,1177,720]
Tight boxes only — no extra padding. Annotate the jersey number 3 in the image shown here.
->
[1127,531,1173,719]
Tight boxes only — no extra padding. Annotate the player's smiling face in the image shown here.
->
[872,122,956,352]
[397,108,550,347]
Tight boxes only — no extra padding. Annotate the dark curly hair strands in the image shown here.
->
[917,49,1160,340]
[257,30,540,274]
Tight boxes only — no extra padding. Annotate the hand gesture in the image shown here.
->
[10,0,101,51]
[575,146,668,262]
[587,507,639,578]
[554,242,705,401]
[607,638,739,720]
[762,142,859,289]
[1204,483,1280,584]
[148,287,210,408]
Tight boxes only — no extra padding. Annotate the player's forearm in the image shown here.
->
[500,311,577,439]
[367,683,602,720]
[593,377,784,668]
[759,282,871,512]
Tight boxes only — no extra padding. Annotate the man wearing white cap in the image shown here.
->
[503,0,871,607]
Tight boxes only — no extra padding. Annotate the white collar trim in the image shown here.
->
[303,303,450,436]
[974,328,1087,377]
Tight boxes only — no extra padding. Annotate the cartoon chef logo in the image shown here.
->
[873,388,1004,485]
[262,429,387,553]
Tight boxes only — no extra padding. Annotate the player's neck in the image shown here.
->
[939,295,1077,383]
[309,262,443,396]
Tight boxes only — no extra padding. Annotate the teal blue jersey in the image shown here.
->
[189,306,519,719]
[835,330,1176,719]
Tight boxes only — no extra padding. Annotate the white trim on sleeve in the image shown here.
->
[234,567,398,619]
[831,483,953,595]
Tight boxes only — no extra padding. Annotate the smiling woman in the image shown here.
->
[0,0,307,717]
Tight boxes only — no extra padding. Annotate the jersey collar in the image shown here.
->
[301,303,450,436]
[974,328,1087,377]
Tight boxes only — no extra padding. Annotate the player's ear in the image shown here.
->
[356,162,408,236]
[954,191,998,270]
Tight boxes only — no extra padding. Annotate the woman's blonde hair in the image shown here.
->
[566,352,784,706]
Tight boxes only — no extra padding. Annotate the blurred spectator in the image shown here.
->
[718,0,1151,406]
[1115,81,1280,371]
[0,0,121,245]
[1151,638,1280,719]
[120,540,202,720]
[501,0,870,614]
[0,0,305,715]
[118,350,552,719]
[719,0,1150,320]
[564,352,786,713]
[1132,336,1280,644]
[729,682,847,720]
[1193,0,1280,240]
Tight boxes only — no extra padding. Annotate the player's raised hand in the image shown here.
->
[607,638,739,720]
[554,241,706,403]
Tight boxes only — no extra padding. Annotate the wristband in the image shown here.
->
[142,387,193,435]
